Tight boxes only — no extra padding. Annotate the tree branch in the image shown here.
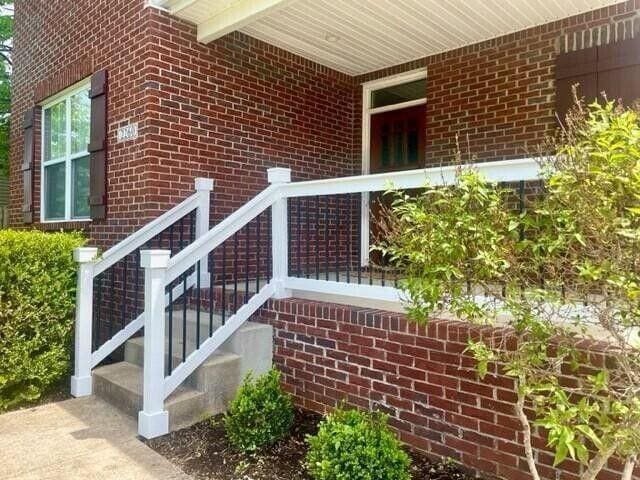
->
[622,455,636,480]
[515,387,541,480]
[581,443,617,480]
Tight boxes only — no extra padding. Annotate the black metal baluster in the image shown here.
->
[297,197,301,277]
[222,241,227,325]
[306,197,310,279]
[196,260,201,349]
[95,275,103,350]
[169,224,174,255]
[335,195,340,282]
[121,254,128,329]
[109,266,116,338]
[324,196,329,281]
[190,210,195,243]
[346,195,351,284]
[315,196,320,280]
[357,193,362,285]
[209,251,214,337]
[267,208,272,280]
[233,232,238,314]
[245,225,250,301]
[135,250,140,315]
[168,284,173,375]
[180,217,187,363]
[157,230,164,250]
[256,213,261,293]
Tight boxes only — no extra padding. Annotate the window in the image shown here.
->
[370,78,426,109]
[41,82,91,221]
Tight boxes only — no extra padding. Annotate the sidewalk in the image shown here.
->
[0,396,192,480]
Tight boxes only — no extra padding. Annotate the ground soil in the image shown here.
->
[148,408,478,480]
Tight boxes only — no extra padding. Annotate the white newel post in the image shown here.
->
[268,167,292,299]
[138,249,171,439]
[195,177,214,284]
[70,247,98,397]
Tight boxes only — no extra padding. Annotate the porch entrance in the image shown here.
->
[360,69,427,265]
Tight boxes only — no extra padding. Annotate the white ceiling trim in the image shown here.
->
[160,0,627,75]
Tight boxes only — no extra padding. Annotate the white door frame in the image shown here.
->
[359,67,428,266]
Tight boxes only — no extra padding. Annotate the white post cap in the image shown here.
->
[140,250,171,269]
[267,167,291,184]
[73,247,98,263]
[194,177,214,191]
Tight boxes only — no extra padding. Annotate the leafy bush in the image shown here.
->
[305,407,411,480]
[224,369,294,452]
[377,99,640,480]
[0,229,85,410]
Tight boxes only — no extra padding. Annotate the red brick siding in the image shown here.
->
[354,0,640,167]
[255,298,632,480]
[10,1,640,245]
[142,11,358,225]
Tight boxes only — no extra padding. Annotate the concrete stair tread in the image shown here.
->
[93,362,203,406]
[126,336,242,366]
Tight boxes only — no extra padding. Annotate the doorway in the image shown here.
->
[360,69,427,266]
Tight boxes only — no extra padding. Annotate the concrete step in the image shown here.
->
[136,311,273,378]
[93,362,206,432]
[124,337,243,413]
[94,312,274,433]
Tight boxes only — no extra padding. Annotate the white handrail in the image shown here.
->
[165,185,281,284]
[94,193,200,276]
[280,158,541,198]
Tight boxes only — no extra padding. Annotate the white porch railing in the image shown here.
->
[70,178,213,397]
[72,158,542,438]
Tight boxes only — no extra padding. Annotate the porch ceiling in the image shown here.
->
[159,0,626,75]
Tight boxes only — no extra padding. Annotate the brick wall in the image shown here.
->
[10,1,640,246]
[255,298,631,480]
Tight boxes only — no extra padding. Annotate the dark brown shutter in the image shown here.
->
[88,69,108,220]
[597,36,640,106]
[555,46,598,124]
[21,107,36,224]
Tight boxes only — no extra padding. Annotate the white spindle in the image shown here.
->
[138,249,171,439]
[268,167,292,299]
[70,247,98,397]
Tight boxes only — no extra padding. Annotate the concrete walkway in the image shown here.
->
[0,396,192,480]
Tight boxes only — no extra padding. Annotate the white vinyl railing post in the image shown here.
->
[268,167,292,299]
[195,177,214,284]
[70,247,98,397]
[138,249,171,439]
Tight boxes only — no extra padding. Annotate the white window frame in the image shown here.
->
[40,79,92,223]
[359,68,428,265]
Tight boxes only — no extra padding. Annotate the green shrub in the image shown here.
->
[0,229,85,410]
[305,407,411,480]
[224,369,294,452]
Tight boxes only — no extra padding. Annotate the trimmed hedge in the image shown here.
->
[306,407,411,480]
[224,369,294,452]
[0,230,85,410]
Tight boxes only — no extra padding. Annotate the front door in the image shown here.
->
[369,104,426,265]
[370,104,426,174]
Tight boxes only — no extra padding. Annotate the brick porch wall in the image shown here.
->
[255,298,630,480]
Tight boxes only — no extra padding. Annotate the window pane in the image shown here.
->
[44,101,67,162]
[371,78,426,109]
[71,90,90,155]
[45,162,66,220]
[72,155,90,218]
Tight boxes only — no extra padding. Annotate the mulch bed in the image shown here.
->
[147,408,478,480]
